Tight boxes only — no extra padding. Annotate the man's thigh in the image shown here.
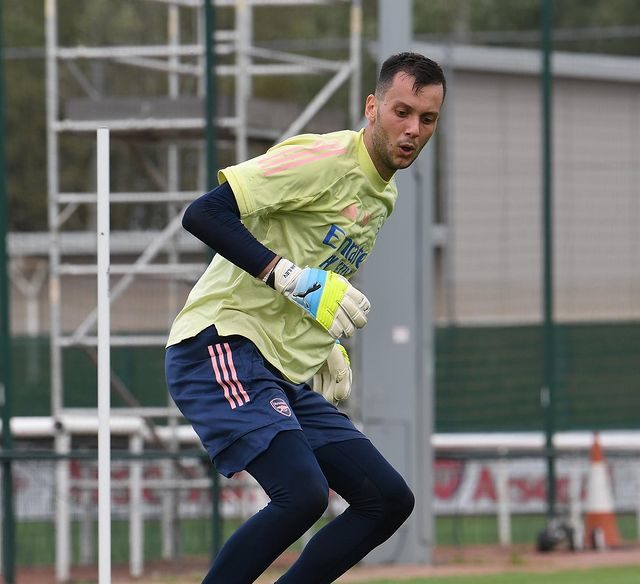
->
[291,389,365,451]
[165,325,302,471]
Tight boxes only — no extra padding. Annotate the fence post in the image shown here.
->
[496,457,511,546]
[129,432,144,577]
[55,429,71,582]
[636,465,640,542]
[568,460,584,549]
[79,461,94,565]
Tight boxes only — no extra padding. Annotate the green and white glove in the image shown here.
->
[268,258,370,339]
[313,342,352,404]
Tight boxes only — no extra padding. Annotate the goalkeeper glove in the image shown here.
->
[313,341,352,404]
[268,258,370,339]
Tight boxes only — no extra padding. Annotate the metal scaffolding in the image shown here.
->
[44,0,362,579]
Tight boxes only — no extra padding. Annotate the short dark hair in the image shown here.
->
[376,52,446,101]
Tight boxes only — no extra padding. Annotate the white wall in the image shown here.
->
[445,70,640,324]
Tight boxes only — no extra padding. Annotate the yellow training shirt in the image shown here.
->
[167,129,397,383]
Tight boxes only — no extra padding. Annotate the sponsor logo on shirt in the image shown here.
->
[318,223,372,277]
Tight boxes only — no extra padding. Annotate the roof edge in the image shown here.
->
[413,41,640,83]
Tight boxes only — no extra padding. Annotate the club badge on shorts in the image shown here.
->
[270,397,292,417]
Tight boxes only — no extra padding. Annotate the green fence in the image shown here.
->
[11,338,168,415]
[11,320,640,431]
[435,322,640,432]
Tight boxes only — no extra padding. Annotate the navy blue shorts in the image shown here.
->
[165,325,365,477]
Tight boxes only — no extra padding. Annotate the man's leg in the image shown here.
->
[202,430,329,584]
[276,438,414,584]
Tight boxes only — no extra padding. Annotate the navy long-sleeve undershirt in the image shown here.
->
[182,182,277,278]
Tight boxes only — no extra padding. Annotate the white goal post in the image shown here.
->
[97,127,111,584]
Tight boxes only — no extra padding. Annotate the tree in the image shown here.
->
[4,0,639,231]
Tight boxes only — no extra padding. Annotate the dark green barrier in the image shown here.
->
[11,338,167,415]
[11,321,640,430]
[435,322,640,432]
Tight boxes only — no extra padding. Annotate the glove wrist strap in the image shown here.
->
[262,258,280,288]
[270,258,299,294]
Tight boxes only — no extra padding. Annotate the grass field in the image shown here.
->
[16,513,639,566]
[14,512,640,584]
[131,563,640,584]
[354,565,640,584]
[18,545,640,583]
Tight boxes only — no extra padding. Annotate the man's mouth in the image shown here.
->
[398,143,416,156]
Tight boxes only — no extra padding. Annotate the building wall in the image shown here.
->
[447,71,640,324]
[9,67,640,335]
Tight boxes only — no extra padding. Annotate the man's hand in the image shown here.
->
[269,259,370,339]
[313,342,352,404]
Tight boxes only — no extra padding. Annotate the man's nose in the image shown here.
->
[404,116,420,137]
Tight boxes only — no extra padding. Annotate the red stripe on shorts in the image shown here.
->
[208,344,241,409]
[221,342,251,404]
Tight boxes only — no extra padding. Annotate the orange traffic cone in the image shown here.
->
[584,433,621,549]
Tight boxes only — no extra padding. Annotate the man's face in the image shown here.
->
[364,72,444,181]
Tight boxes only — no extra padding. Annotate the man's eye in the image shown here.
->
[396,110,408,117]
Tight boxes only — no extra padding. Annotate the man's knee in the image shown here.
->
[368,474,414,534]
[385,478,415,528]
[278,468,329,525]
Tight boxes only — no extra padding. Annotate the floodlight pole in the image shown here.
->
[0,2,16,580]
[541,0,557,519]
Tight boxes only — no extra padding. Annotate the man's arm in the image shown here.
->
[182,181,277,278]
[183,182,369,339]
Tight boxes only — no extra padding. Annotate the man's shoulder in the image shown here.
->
[269,129,359,152]
[249,130,360,181]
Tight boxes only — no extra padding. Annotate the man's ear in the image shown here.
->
[364,94,376,124]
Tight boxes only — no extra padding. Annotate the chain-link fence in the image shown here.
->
[4,436,639,578]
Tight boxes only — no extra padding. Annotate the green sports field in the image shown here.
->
[354,565,640,584]
[16,513,639,567]
[124,564,640,584]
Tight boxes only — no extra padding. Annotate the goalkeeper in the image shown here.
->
[165,52,446,584]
